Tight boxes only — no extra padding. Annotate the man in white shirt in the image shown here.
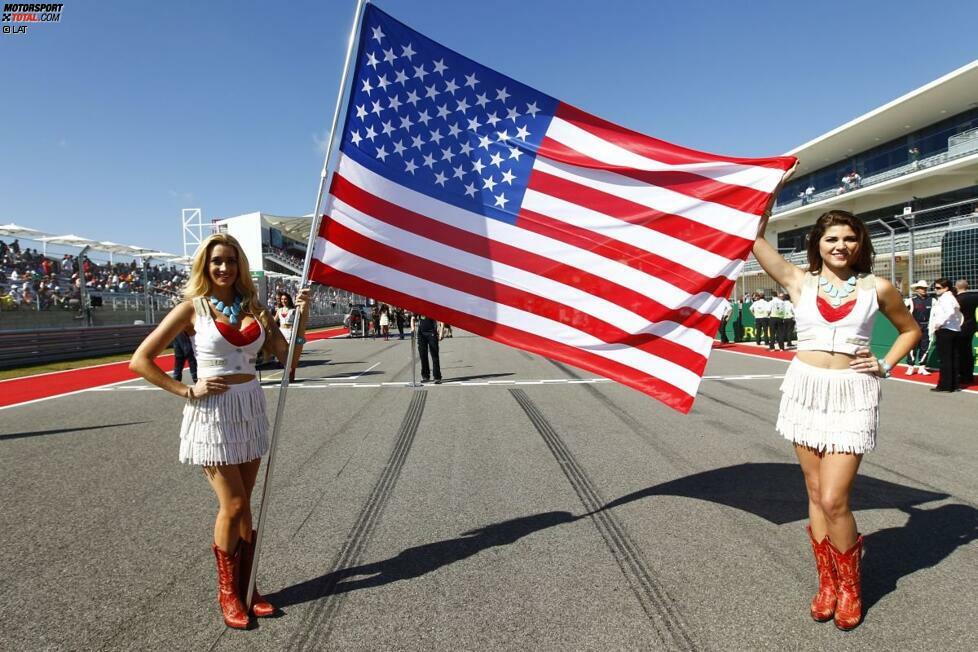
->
[781,292,795,348]
[768,293,785,350]
[749,292,771,346]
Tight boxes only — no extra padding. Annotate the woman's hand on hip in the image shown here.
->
[850,347,881,376]
[190,377,229,398]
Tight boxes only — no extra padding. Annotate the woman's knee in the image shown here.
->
[219,495,250,522]
[817,491,850,520]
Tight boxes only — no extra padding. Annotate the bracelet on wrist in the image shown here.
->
[187,386,195,399]
[877,358,892,378]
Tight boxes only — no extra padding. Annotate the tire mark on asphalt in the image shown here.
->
[509,388,697,652]
[291,389,427,650]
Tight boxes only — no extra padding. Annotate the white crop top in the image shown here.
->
[794,273,878,355]
[190,297,266,378]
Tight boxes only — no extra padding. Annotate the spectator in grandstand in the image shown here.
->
[955,279,977,385]
[904,280,932,375]
[411,312,444,383]
[753,208,920,630]
[0,287,15,310]
[930,279,963,392]
[805,184,815,203]
[129,233,310,629]
[749,291,770,346]
[908,146,920,170]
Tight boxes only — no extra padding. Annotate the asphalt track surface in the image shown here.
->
[2,331,976,651]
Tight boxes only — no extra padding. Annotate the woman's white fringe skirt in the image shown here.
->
[776,357,881,454]
[179,379,269,466]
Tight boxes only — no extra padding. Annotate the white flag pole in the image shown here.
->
[246,0,369,609]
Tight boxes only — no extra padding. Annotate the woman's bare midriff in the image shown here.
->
[795,350,857,370]
[221,374,258,384]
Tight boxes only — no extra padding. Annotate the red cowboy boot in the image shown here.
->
[828,535,864,630]
[239,530,277,617]
[212,543,251,629]
[807,526,838,622]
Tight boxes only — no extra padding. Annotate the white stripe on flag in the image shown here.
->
[520,188,744,281]
[314,238,702,396]
[546,116,787,193]
[329,196,714,353]
[532,156,760,241]
[335,155,729,319]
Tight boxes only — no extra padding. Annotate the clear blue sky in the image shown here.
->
[2,0,975,258]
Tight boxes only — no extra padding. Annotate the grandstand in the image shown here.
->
[744,59,978,297]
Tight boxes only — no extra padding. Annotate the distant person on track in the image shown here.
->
[749,291,770,346]
[171,330,198,384]
[929,278,963,392]
[274,292,302,382]
[379,305,390,341]
[129,233,309,630]
[394,307,406,340]
[904,280,932,375]
[954,279,977,385]
[753,208,919,630]
[412,312,444,383]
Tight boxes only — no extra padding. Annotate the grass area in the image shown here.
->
[0,352,141,381]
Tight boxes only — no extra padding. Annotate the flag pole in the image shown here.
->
[246,0,369,609]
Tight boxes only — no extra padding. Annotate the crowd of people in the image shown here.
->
[0,237,186,311]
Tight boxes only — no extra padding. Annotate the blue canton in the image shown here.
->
[339,5,558,224]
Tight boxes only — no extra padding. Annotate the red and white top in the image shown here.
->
[191,298,265,378]
[794,273,878,355]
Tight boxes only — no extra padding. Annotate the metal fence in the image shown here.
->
[739,200,978,298]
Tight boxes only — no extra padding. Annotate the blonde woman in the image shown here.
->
[130,233,309,629]
[753,210,919,630]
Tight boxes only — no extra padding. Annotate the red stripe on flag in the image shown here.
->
[322,219,709,373]
[515,206,734,303]
[308,260,695,413]
[329,173,720,334]
[535,135,774,215]
[553,103,796,171]
[528,166,755,261]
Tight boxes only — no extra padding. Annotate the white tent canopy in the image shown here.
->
[3,224,187,265]
[0,223,54,240]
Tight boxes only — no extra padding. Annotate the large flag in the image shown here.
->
[309,4,796,413]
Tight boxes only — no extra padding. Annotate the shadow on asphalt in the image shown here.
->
[0,421,150,442]
[268,463,975,612]
[591,462,974,612]
[862,503,978,609]
[595,463,948,525]
[267,511,578,606]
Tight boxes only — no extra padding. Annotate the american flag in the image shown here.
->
[309,5,796,413]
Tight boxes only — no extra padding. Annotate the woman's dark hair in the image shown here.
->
[934,278,956,295]
[806,210,874,273]
[278,292,295,308]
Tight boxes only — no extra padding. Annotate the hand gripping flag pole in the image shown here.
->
[245,0,370,610]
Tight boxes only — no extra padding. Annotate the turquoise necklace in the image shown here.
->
[210,295,243,324]
[818,275,857,307]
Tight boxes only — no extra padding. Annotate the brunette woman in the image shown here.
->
[274,292,303,382]
[129,233,309,629]
[752,210,919,630]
